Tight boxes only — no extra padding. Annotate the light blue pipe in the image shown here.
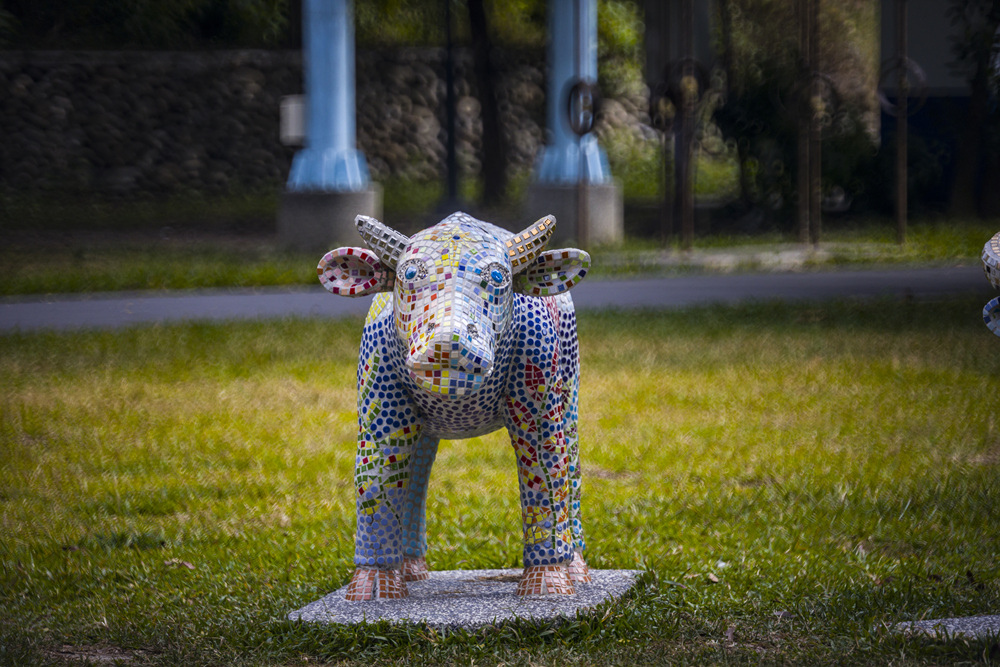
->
[287,0,370,192]
[533,0,611,185]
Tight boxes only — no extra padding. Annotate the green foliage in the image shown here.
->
[356,0,450,46]
[600,126,740,203]
[713,0,879,221]
[947,0,1000,87]
[488,0,546,47]
[1,297,998,664]
[226,0,290,45]
[598,0,641,57]
[718,0,798,97]
[356,0,642,54]
[356,0,545,47]
[597,0,645,100]
[601,125,664,200]
[0,8,18,47]
[3,0,643,51]
[2,0,289,49]
[945,0,1000,216]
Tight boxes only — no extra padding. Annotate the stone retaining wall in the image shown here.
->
[0,49,649,197]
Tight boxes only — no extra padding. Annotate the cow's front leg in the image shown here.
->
[346,342,423,601]
[400,433,439,581]
[505,388,576,596]
[347,421,424,600]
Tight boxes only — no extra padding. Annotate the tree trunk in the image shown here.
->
[949,0,1000,217]
[285,0,302,49]
[981,149,1000,216]
[466,0,508,206]
[949,53,989,216]
[718,0,754,207]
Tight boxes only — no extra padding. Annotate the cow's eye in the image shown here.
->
[400,260,427,282]
[486,262,510,287]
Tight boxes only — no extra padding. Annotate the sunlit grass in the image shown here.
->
[824,217,1000,264]
[586,217,998,277]
[1,296,998,664]
[0,238,312,295]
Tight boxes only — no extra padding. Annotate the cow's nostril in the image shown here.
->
[467,323,478,337]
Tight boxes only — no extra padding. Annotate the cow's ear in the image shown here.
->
[318,247,394,297]
[513,249,591,297]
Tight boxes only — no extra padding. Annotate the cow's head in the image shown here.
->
[319,212,590,397]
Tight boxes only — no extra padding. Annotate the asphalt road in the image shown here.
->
[1,265,993,333]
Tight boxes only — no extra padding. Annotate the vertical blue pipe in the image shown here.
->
[287,0,370,192]
[534,0,611,185]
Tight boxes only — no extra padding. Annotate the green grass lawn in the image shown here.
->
[2,296,998,665]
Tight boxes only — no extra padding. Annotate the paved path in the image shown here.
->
[1,266,992,333]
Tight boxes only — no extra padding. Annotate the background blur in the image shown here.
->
[0,1,997,236]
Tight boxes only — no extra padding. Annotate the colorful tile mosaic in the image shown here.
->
[318,211,592,600]
[401,556,430,582]
[344,567,408,601]
[984,231,1000,337]
[515,564,576,596]
[567,550,592,584]
[983,231,1000,291]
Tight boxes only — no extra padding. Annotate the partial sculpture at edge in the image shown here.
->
[318,211,592,600]
[983,231,1000,336]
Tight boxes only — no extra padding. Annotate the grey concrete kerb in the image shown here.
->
[288,568,642,631]
[893,615,1000,642]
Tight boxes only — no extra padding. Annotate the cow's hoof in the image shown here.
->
[516,565,576,596]
[568,551,592,584]
[344,567,408,601]
[402,556,430,581]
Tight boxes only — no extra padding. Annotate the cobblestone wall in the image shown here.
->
[0,49,648,197]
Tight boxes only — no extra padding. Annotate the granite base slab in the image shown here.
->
[894,615,1000,641]
[288,568,641,630]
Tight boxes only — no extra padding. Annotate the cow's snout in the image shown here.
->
[425,320,493,374]
[404,314,495,396]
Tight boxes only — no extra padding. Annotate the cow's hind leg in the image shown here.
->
[563,373,591,584]
[557,297,590,584]
[400,434,439,581]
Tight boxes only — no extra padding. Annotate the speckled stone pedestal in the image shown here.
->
[288,569,641,630]
[893,615,1000,641]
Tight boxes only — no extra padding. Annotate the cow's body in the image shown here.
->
[318,212,591,599]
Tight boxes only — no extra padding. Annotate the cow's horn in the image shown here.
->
[506,215,556,273]
[355,215,409,270]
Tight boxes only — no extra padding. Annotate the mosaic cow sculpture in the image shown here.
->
[983,231,1000,336]
[318,211,592,600]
